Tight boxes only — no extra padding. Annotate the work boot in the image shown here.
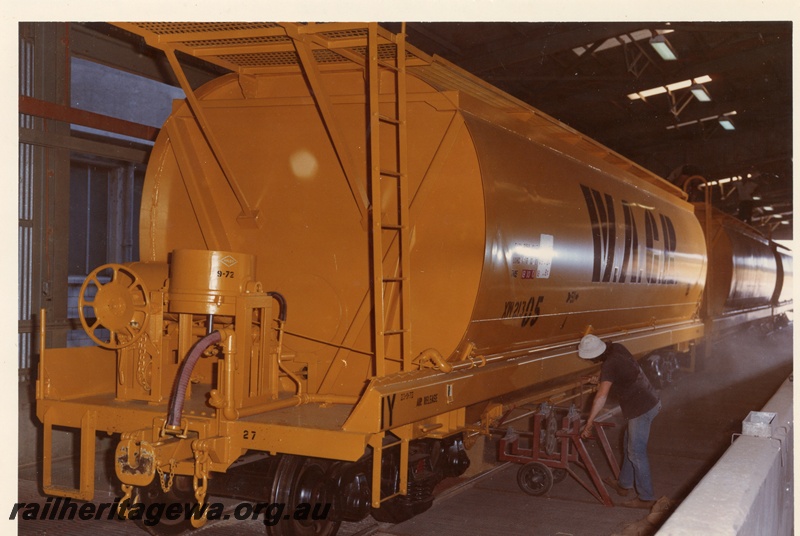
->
[620,497,656,509]
[603,476,631,497]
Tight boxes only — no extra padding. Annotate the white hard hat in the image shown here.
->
[578,334,607,359]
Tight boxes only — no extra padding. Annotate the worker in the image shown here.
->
[578,334,661,508]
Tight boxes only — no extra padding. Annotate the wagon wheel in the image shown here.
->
[79,264,150,349]
[266,454,341,536]
[516,462,554,496]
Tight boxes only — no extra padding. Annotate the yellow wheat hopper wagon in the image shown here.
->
[37,23,709,535]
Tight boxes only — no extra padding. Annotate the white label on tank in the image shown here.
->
[510,234,554,280]
[536,234,554,279]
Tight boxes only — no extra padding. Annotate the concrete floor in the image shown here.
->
[378,324,793,536]
[16,323,793,536]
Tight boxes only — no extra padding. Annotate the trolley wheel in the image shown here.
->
[516,462,554,496]
[552,468,568,483]
[78,263,150,349]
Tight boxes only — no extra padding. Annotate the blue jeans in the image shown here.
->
[618,401,661,501]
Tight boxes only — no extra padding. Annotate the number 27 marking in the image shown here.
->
[243,430,256,440]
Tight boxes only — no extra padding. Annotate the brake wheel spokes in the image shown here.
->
[79,264,150,349]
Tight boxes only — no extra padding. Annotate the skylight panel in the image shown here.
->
[628,75,712,101]
[573,29,673,56]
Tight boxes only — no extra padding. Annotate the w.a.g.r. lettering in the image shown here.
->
[580,184,677,285]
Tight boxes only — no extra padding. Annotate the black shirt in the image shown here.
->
[599,343,659,419]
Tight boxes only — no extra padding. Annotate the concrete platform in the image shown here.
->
[16,324,792,536]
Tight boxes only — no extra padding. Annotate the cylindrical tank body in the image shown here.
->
[140,66,707,394]
[694,205,779,317]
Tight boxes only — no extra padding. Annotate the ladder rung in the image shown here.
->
[377,60,401,72]
[383,276,406,282]
[379,114,401,125]
[380,169,402,178]
[381,224,403,230]
[384,330,408,335]
[381,491,403,503]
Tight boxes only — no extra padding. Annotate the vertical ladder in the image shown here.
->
[367,23,412,376]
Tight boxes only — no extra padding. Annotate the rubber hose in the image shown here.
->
[167,330,222,427]
[267,291,287,322]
